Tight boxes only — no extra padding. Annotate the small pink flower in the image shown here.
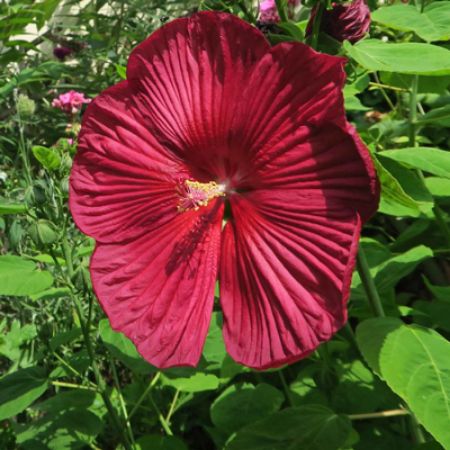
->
[259,0,299,24]
[52,90,91,115]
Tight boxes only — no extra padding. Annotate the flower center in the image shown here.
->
[177,179,226,212]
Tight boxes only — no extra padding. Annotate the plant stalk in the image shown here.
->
[356,247,385,317]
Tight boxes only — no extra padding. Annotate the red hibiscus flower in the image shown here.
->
[69,12,379,370]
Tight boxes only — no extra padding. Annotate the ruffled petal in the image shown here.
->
[245,123,379,222]
[70,80,186,243]
[127,11,270,180]
[220,191,361,369]
[91,200,224,368]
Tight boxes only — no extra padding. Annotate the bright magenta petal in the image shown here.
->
[246,123,379,222]
[220,191,361,369]
[70,80,186,243]
[91,201,224,368]
[127,11,269,179]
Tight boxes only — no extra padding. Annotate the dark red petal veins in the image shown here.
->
[245,123,379,223]
[220,192,360,370]
[70,81,188,244]
[232,43,346,164]
[127,11,270,179]
[91,200,224,369]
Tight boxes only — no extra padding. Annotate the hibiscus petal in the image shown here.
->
[244,123,379,222]
[126,11,270,180]
[232,42,347,164]
[70,80,186,243]
[91,200,224,368]
[220,191,360,369]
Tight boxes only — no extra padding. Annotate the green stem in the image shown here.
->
[433,205,450,248]
[129,372,161,419]
[278,371,294,406]
[52,380,97,391]
[409,411,426,444]
[349,408,410,420]
[311,1,324,50]
[356,247,385,317]
[14,91,32,187]
[275,0,288,22]
[238,0,255,22]
[109,357,135,446]
[166,389,181,424]
[70,290,132,450]
[149,393,174,436]
[408,75,418,147]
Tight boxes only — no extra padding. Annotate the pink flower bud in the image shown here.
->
[258,0,300,24]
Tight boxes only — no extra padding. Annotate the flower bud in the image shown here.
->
[53,46,73,61]
[307,0,370,43]
[258,0,300,24]
[28,220,58,246]
[16,94,36,118]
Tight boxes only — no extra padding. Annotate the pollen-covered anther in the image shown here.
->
[177,179,226,212]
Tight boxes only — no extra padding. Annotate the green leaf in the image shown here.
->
[378,156,434,214]
[417,104,450,127]
[16,408,104,449]
[424,177,450,197]
[356,318,450,449]
[372,3,450,42]
[162,372,220,393]
[136,435,188,450]
[203,312,226,368]
[0,367,48,420]
[343,39,450,75]
[378,148,450,179]
[226,405,353,450]
[30,287,71,302]
[211,383,284,434]
[380,72,450,94]
[98,319,155,374]
[115,64,127,80]
[0,320,37,361]
[32,145,61,170]
[373,155,421,217]
[0,255,54,296]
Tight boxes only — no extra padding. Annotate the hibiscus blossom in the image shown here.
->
[69,12,379,369]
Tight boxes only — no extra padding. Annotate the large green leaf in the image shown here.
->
[202,312,226,368]
[343,40,450,75]
[226,405,353,450]
[424,177,450,197]
[357,318,450,449]
[32,145,61,170]
[98,319,155,374]
[373,156,421,217]
[162,372,220,393]
[0,367,48,420]
[0,255,54,296]
[372,3,450,42]
[378,148,450,179]
[211,383,284,434]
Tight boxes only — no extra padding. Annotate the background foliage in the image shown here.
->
[1,0,450,449]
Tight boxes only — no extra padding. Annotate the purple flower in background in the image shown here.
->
[53,46,73,61]
[52,91,91,115]
[259,0,300,24]
[307,0,371,43]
